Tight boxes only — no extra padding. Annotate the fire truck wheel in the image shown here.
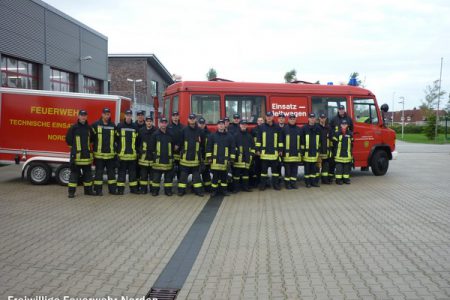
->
[27,162,51,185]
[371,150,389,176]
[55,164,71,186]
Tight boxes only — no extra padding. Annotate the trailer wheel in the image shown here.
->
[27,162,51,185]
[371,150,389,176]
[55,164,71,186]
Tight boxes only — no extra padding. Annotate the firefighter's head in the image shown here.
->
[338,105,346,117]
[224,116,230,127]
[233,114,240,124]
[188,113,197,126]
[172,111,180,123]
[101,108,111,122]
[198,117,206,129]
[78,110,88,123]
[341,119,348,131]
[319,113,327,126]
[257,117,264,126]
[308,113,316,125]
[145,116,153,128]
[239,119,248,131]
[159,117,168,130]
[124,110,132,123]
[137,110,145,122]
[265,111,274,124]
[288,113,296,125]
[217,119,225,132]
[278,113,285,124]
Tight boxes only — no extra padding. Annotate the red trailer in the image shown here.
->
[0,88,131,185]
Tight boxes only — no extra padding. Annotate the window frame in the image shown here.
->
[352,97,380,125]
[224,94,266,124]
[50,68,75,92]
[83,77,101,94]
[311,96,348,121]
[1,55,39,89]
[190,94,221,124]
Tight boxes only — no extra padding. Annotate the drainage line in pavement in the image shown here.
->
[146,195,224,300]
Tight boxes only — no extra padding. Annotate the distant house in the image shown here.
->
[385,108,447,125]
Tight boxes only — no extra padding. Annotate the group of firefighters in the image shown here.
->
[65,105,354,198]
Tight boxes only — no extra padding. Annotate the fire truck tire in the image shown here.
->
[55,164,71,186]
[27,162,51,185]
[371,150,389,176]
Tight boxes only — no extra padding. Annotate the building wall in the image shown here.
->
[0,0,108,92]
[108,58,148,104]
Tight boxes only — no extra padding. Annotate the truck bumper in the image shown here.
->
[392,150,398,160]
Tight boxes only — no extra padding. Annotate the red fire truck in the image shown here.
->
[0,87,131,185]
[163,81,397,176]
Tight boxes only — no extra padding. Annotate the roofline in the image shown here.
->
[165,81,376,97]
[30,0,108,40]
[0,87,131,101]
[108,53,174,84]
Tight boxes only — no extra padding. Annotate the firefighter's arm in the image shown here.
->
[205,135,213,163]
[299,129,305,156]
[230,137,236,161]
[255,128,262,155]
[65,126,73,147]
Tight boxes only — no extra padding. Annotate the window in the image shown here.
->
[191,94,220,124]
[83,77,101,94]
[50,68,75,92]
[353,98,379,124]
[151,80,158,97]
[311,96,347,120]
[1,55,39,89]
[225,95,266,123]
[173,95,179,113]
[163,97,170,117]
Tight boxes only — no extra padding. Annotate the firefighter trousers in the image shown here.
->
[211,170,228,192]
[232,167,250,191]
[139,165,153,192]
[320,159,330,183]
[68,164,93,195]
[152,169,174,194]
[250,156,262,186]
[303,162,317,185]
[94,158,116,193]
[260,159,280,188]
[117,160,138,193]
[283,162,298,186]
[201,164,212,192]
[178,165,202,194]
[335,162,351,182]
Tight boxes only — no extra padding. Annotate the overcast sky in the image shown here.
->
[46,0,450,110]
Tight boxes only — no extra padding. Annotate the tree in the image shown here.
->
[284,69,297,83]
[348,72,362,86]
[420,79,446,113]
[424,113,437,140]
[206,68,217,81]
[445,93,450,115]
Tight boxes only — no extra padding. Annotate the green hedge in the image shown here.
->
[387,124,446,134]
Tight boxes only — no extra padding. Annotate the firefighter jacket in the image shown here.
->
[180,125,202,167]
[168,121,184,160]
[333,129,353,163]
[319,124,333,159]
[206,131,236,171]
[300,124,321,163]
[234,129,255,169]
[330,113,354,132]
[91,119,116,160]
[66,120,94,165]
[256,122,283,161]
[200,126,212,165]
[228,123,240,136]
[116,120,138,161]
[282,124,302,163]
[251,125,260,144]
[150,129,175,171]
[138,126,157,166]
[135,120,146,131]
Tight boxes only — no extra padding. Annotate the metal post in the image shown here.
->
[127,78,142,117]
[435,57,443,143]
[392,92,395,127]
[399,97,405,140]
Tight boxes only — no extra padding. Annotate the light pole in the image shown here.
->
[435,57,443,143]
[392,92,395,126]
[399,97,405,140]
[127,78,143,109]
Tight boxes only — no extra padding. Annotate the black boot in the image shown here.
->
[344,178,351,184]
[242,179,251,192]
[130,186,140,194]
[222,187,231,196]
[68,187,75,199]
[194,188,204,197]
[116,186,124,195]
[336,179,343,185]
[140,185,148,194]
[290,181,298,189]
[305,178,311,188]
[311,178,320,188]
[108,185,118,195]
[285,180,292,190]
[84,186,96,196]
[94,185,103,196]
[164,188,172,196]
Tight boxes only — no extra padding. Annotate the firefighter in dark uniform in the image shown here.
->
[198,117,212,192]
[256,111,283,191]
[134,110,145,190]
[178,114,204,197]
[249,117,264,187]
[232,120,254,192]
[66,110,95,198]
[91,108,117,196]
[116,109,139,194]
[333,119,353,185]
[206,119,236,196]
[150,117,175,196]
[329,104,353,180]
[276,112,286,185]
[224,116,230,132]
[228,113,241,136]
[168,111,183,182]
[300,113,321,188]
[138,116,157,194]
[318,113,333,184]
[282,113,301,189]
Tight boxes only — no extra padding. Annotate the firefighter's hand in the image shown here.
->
[208,158,212,164]
[278,151,283,157]
[255,151,260,156]
[174,145,179,151]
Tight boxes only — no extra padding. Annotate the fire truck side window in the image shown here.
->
[311,96,347,120]
[164,97,170,117]
[353,98,379,124]
[173,95,179,113]
[225,95,266,123]
[191,94,220,124]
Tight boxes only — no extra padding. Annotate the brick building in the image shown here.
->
[385,108,447,125]
[108,54,173,116]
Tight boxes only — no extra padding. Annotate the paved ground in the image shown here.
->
[1,141,450,299]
